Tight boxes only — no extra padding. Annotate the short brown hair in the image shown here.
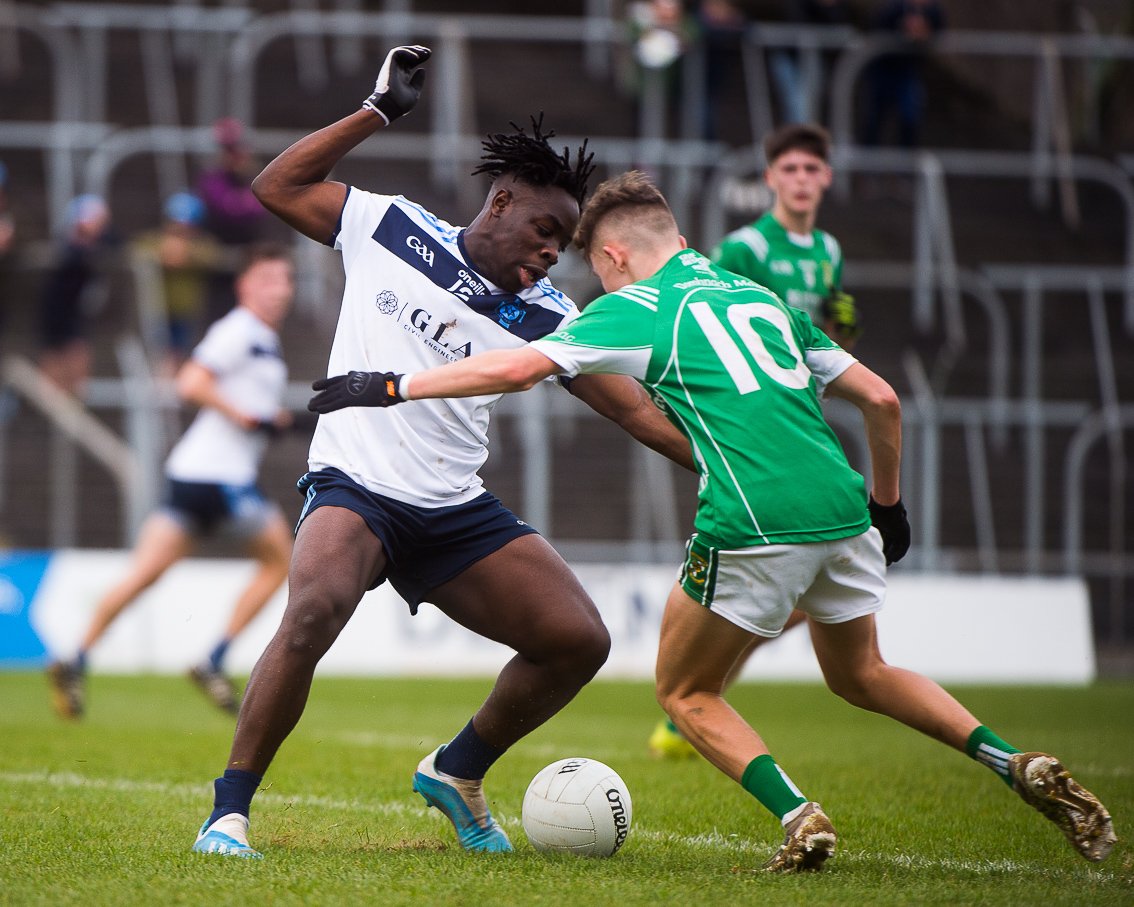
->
[573,170,675,255]
[236,240,293,276]
[763,123,831,165]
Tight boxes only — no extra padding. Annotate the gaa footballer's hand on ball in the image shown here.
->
[868,496,910,565]
[308,371,405,413]
[363,45,431,124]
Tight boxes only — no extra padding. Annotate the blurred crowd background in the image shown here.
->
[0,0,1132,666]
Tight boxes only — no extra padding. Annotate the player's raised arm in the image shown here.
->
[251,45,431,244]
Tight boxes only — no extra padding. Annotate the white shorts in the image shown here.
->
[678,528,887,637]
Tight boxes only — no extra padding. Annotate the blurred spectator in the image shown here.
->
[861,0,946,148]
[0,161,15,338]
[768,0,852,126]
[696,0,748,141]
[622,0,698,142]
[37,194,112,396]
[196,117,269,322]
[0,160,13,260]
[131,191,222,377]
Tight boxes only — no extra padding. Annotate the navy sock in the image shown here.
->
[207,639,231,672]
[206,768,262,826]
[74,651,88,672]
[434,720,505,781]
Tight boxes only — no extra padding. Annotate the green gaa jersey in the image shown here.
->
[531,250,870,549]
[711,211,842,326]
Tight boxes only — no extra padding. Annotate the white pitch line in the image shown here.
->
[0,771,1123,883]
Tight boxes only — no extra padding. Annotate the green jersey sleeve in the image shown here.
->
[788,304,857,393]
[529,290,657,380]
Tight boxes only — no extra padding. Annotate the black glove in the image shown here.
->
[253,418,284,437]
[822,290,862,345]
[308,371,405,414]
[868,496,910,566]
[362,45,431,124]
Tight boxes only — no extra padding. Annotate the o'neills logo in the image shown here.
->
[606,788,629,853]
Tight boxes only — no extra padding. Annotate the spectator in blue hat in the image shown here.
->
[132,191,222,376]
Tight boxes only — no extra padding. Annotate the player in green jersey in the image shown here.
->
[647,123,858,758]
[308,170,1116,873]
[711,123,859,349]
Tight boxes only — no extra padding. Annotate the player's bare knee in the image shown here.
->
[275,594,348,659]
[824,665,882,708]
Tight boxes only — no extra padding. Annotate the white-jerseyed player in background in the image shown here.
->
[191,46,694,859]
[47,243,296,719]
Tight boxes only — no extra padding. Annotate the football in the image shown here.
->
[521,757,633,857]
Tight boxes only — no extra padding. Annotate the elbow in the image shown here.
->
[498,361,543,392]
[874,385,901,421]
[250,170,271,206]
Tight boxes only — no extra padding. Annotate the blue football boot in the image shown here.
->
[192,813,263,859]
[412,745,512,852]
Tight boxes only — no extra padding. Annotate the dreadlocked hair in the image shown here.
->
[472,114,596,206]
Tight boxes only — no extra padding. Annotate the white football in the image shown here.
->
[521,757,632,857]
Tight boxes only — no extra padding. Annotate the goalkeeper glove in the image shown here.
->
[868,496,910,566]
[822,290,862,344]
[308,371,405,413]
[363,45,431,125]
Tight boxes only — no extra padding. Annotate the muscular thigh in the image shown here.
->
[287,505,387,620]
[428,534,603,657]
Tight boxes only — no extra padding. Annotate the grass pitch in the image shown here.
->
[1,671,1131,905]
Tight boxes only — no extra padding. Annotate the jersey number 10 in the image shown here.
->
[688,301,811,394]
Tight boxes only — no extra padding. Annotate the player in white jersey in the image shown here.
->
[192,47,694,859]
[47,244,296,720]
[311,171,1116,871]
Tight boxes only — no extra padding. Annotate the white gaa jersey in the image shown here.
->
[165,306,287,485]
[309,188,577,507]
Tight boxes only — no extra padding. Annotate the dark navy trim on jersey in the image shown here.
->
[294,467,539,612]
[370,204,567,342]
[327,185,352,247]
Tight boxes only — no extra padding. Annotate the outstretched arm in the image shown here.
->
[252,45,430,243]
[307,347,559,413]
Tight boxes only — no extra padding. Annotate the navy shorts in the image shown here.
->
[295,467,539,613]
[161,478,277,537]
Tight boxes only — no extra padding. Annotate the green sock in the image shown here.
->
[966,725,1020,787]
[741,754,808,819]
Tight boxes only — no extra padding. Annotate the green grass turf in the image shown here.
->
[1,672,1131,905]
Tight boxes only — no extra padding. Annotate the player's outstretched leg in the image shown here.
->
[412,745,512,852]
[192,813,263,859]
[47,660,85,720]
[762,802,837,873]
[1009,752,1117,862]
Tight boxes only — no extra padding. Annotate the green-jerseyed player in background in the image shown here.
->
[307,170,1116,873]
[711,122,859,349]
